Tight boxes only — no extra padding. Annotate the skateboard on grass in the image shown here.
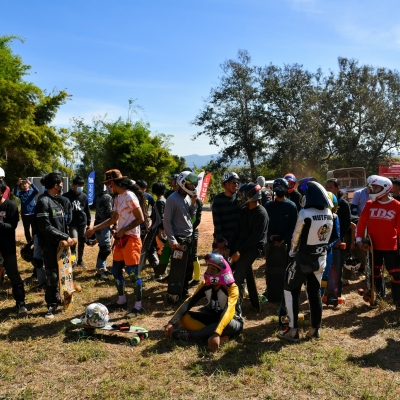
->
[70,318,148,346]
[321,242,346,307]
[57,239,81,310]
[265,243,288,303]
[166,243,189,304]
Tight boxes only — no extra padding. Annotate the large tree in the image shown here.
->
[0,35,71,181]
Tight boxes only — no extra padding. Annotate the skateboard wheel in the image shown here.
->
[363,295,371,303]
[77,329,87,338]
[65,290,73,297]
[298,314,304,322]
[129,337,140,346]
[139,333,148,340]
[74,284,82,293]
[338,297,345,304]
[358,288,365,296]
[321,296,327,303]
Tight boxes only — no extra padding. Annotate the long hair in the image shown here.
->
[115,178,149,230]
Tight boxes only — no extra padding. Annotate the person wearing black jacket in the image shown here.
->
[0,179,28,316]
[36,173,74,318]
[190,197,203,285]
[63,176,91,268]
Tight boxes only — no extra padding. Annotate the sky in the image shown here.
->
[2,0,400,157]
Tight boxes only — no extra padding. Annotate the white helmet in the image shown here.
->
[0,167,4,178]
[367,175,392,201]
[177,171,199,196]
[222,172,239,184]
[84,303,109,328]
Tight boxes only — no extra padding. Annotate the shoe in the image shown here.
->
[166,293,180,305]
[156,275,169,284]
[172,329,192,341]
[188,279,200,288]
[305,327,320,340]
[105,268,113,276]
[107,301,128,311]
[45,305,57,319]
[17,303,28,317]
[126,307,144,318]
[277,326,299,342]
[77,260,87,269]
[95,271,110,281]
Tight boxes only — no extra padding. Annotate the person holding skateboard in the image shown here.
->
[229,182,269,311]
[35,173,74,318]
[356,175,400,308]
[211,172,241,257]
[278,181,333,342]
[163,170,199,303]
[164,253,243,352]
[85,170,147,317]
[0,179,28,316]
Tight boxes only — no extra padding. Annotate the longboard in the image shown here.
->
[245,264,261,312]
[70,318,148,346]
[266,243,288,303]
[0,252,3,283]
[166,243,189,303]
[57,239,81,310]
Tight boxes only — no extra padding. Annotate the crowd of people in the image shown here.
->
[0,165,399,352]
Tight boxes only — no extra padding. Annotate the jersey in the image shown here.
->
[356,198,400,251]
[113,190,140,238]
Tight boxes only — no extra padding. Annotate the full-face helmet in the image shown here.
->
[204,253,235,286]
[84,303,109,328]
[366,175,393,201]
[238,182,262,208]
[284,173,297,193]
[177,171,199,196]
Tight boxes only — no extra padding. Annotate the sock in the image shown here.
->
[117,295,126,305]
[134,301,142,310]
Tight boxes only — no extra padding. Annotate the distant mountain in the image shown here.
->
[183,154,220,168]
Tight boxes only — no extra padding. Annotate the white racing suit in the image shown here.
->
[284,207,333,329]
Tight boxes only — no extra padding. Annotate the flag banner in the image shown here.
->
[199,173,211,202]
[87,171,95,205]
[196,171,205,197]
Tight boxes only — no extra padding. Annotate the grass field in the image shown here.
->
[1,210,400,399]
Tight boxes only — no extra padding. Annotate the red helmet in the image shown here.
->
[284,173,297,193]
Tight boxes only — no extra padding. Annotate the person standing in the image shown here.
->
[63,176,91,268]
[284,173,302,212]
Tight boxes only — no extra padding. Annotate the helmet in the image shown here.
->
[273,178,289,192]
[284,173,297,193]
[0,167,4,178]
[222,172,239,184]
[83,303,109,328]
[256,176,265,187]
[297,177,317,196]
[367,175,393,201]
[204,253,235,286]
[302,181,333,208]
[177,171,199,196]
[344,255,361,272]
[238,183,262,208]
[20,243,34,263]
[327,192,338,213]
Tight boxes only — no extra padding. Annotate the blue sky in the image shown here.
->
[2,0,400,157]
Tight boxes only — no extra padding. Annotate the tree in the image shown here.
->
[0,35,72,181]
[192,50,274,178]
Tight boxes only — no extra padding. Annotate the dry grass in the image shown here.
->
[1,210,400,399]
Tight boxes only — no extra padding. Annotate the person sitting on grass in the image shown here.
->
[164,253,244,352]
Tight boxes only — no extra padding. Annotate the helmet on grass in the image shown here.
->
[84,303,109,328]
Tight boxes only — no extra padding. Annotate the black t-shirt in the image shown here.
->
[0,199,19,256]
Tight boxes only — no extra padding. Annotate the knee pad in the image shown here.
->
[388,268,400,283]
[374,265,383,279]
[98,245,111,261]
[113,278,125,295]
[46,269,58,287]
[31,257,44,269]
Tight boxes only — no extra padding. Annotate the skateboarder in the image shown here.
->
[163,170,199,303]
[63,176,91,268]
[36,173,74,318]
[164,253,243,352]
[0,179,28,316]
[85,170,147,317]
[211,172,241,257]
[229,182,269,310]
[278,181,333,341]
[356,175,400,308]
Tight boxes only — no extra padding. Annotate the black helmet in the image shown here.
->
[20,243,34,263]
[303,181,333,208]
[152,182,166,196]
[273,178,289,192]
[238,183,262,208]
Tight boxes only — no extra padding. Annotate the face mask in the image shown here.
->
[42,186,46,192]
[56,185,63,195]
[76,187,83,194]
[275,191,285,199]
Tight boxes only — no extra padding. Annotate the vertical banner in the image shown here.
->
[196,171,205,197]
[87,170,95,205]
[199,173,212,202]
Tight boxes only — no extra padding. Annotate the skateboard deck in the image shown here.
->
[245,265,261,311]
[167,243,189,303]
[155,239,171,276]
[358,234,378,307]
[266,244,288,303]
[70,318,148,346]
[138,228,157,270]
[0,252,3,283]
[57,239,80,310]
[321,243,346,306]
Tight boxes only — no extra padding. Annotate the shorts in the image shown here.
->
[113,236,142,265]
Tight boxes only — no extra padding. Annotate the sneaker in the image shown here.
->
[277,326,299,342]
[172,329,192,341]
[305,327,320,340]
[77,260,87,269]
[45,305,57,319]
[95,271,110,281]
[107,301,128,311]
[126,307,144,318]
[17,303,28,317]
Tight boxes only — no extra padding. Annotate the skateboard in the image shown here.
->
[70,318,148,346]
[138,228,157,270]
[166,243,189,303]
[0,252,3,283]
[278,295,305,326]
[154,238,170,276]
[57,239,81,310]
[245,264,261,311]
[265,243,288,303]
[321,242,346,306]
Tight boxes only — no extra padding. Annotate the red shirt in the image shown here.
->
[356,198,400,250]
